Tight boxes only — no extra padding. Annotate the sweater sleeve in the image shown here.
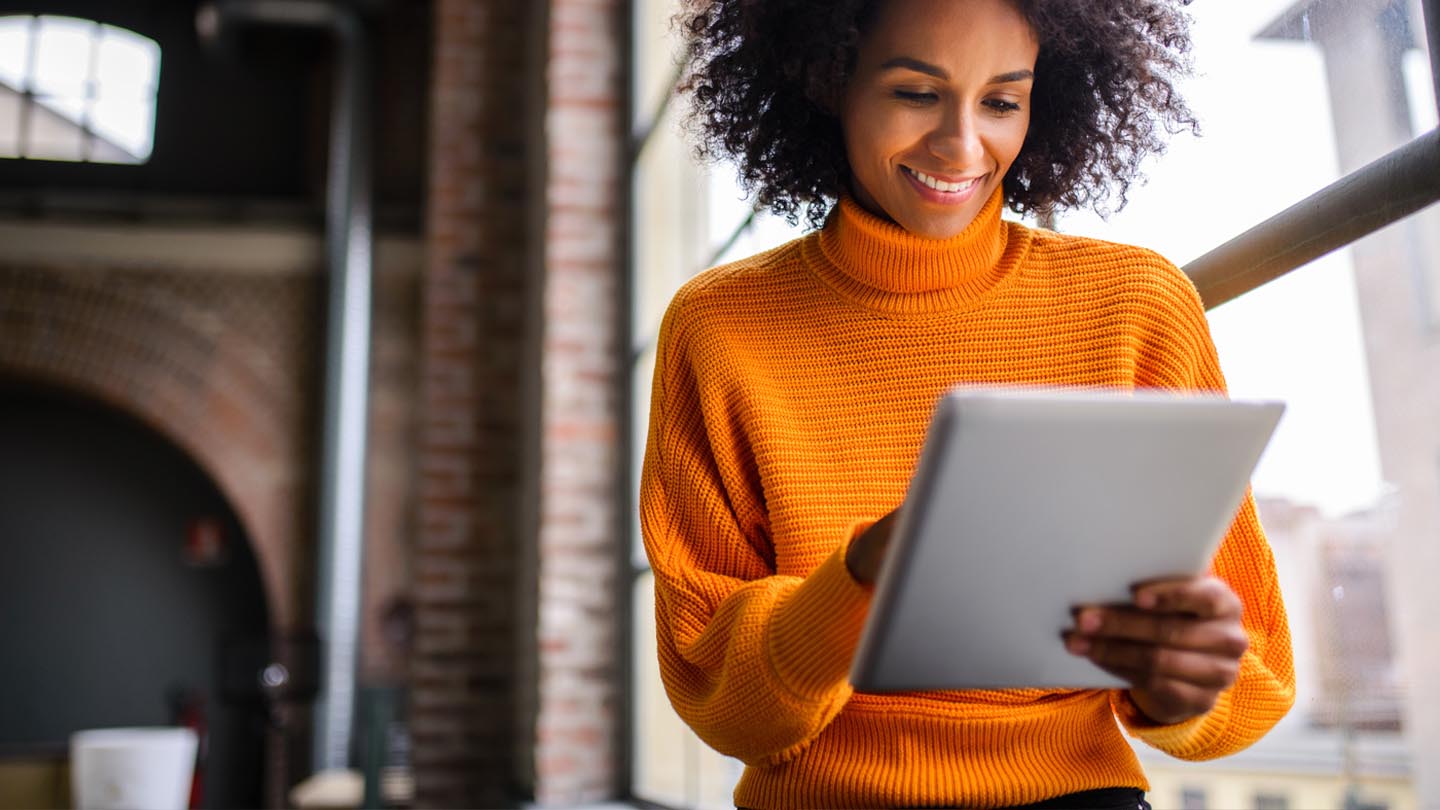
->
[639,297,875,767]
[1115,260,1297,758]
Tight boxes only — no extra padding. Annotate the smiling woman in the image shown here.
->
[839,0,1037,239]
[679,0,1199,230]
[636,0,1297,808]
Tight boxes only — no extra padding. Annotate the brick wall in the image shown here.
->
[534,0,626,803]
[414,0,534,804]
[0,259,321,631]
[415,0,627,803]
[1,0,633,798]
[0,230,422,805]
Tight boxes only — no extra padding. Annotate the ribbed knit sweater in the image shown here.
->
[639,188,1296,809]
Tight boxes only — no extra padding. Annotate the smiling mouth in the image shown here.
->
[903,166,981,194]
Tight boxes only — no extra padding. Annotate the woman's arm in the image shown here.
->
[1090,257,1297,758]
[640,301,875,767]
[1102,493,1296,759]
[1063,491,1297,759]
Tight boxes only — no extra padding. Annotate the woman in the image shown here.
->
[639,0,1296,807]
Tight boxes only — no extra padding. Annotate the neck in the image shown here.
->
[810,188,1023,314]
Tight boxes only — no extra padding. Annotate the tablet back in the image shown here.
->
[849,388,1283,692]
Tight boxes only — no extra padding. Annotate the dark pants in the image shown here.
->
[1012,787,1149,810]
[738,788,1151,809]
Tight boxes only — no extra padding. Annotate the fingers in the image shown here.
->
[1071,605,1249,658]
[1062,576,1250,725]
[844,510,900,585]
[1064,634,1241,690]
[1131,576,1243,620]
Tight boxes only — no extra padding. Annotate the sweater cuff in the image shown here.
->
[1113,687,1233,757]
[766,532,876,700]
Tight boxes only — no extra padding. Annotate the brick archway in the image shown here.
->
[0,261,322,631]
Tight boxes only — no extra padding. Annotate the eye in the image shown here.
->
[893,89,939,105]
[983,98,1023,115]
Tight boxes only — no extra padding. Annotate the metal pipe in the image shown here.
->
[1185,127,1440,309]
[1424,0,1439,117]
[197,0,374,774]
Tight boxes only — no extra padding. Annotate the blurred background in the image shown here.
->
[0,0,1435,808]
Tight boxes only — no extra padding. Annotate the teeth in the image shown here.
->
[909,168,975,193]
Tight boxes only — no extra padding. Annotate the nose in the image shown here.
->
[927,107,984,169]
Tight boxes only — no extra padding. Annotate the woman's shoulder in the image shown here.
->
[1024,224,1178,271]
[1020,224,1201,302]
[652,234,816,377]
[666,234,815,318]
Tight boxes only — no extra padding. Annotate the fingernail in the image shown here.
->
[1136,590,1157,609]
[1078,609,1101,633]
[1066,635,1090,655]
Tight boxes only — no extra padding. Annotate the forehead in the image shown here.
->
[859,0,1039,70]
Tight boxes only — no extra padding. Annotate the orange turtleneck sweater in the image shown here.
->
[639,189,1296,809]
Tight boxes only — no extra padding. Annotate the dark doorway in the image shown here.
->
[0,382,270,808]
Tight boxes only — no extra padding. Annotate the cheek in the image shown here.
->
[844,103,919,167]
[992,119,1031,168]
[1012,115,1032,157]
[844,116,885,165]
[841,110,872,170]
[844,128,898,195]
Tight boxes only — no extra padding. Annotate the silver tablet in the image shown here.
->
[849,387,1284,692]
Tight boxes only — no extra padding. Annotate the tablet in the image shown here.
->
[848,387,1284,692]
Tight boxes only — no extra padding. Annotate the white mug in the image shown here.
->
[70,727,198,810]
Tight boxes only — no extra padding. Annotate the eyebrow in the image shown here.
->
[878,57,1034,85]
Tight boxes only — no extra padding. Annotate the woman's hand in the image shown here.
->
[845,510,900,585]
[1064,576,1249,725]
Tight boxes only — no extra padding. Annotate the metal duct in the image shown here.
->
[197,0,374,774]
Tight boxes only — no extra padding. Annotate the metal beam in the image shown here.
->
[1185,128,1440,309]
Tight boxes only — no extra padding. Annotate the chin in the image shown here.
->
[884,195,985,240]
[905,215,974,241]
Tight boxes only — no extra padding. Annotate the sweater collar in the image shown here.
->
[812,187,1021,314]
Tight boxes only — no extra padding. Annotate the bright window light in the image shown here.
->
[0,15,161,164]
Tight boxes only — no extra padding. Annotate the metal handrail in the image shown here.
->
[1185,127,1440,310]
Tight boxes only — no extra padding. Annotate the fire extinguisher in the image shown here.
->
[170,688,207,809]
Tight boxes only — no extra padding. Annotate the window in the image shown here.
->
[1312,533,1402,731]
[1255,791,1289,810]
[627,2,807,803]
[1055,0,1435,803]
[626,0,1439,806]
[0,15,161,163]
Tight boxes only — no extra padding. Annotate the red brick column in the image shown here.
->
[534,0,626,802]
[415,0,533,805]
[416,0,626,802]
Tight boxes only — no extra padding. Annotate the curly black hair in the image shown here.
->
[679,0,1198,229]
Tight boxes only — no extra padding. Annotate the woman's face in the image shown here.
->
[840,0,1039,240]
